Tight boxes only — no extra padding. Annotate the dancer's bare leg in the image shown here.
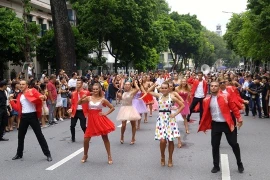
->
[102,135,113,164]
[120,120,127,143]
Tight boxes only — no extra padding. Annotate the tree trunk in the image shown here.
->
[179,59,183,71]
[98,35,103,62]
[0,65,4,80]
[22,1,30,63]
[114,56,118,73]
[243,57,247,71]
[50,0,76,75]
[255,59,260,73]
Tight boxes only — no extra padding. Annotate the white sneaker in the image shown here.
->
[53,118,57,122]
[59,118,64,121]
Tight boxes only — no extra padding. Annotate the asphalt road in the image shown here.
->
[1,106,270,180]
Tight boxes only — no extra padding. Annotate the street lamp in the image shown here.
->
[222,11,234,14]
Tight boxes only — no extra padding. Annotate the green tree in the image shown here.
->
[192,31,215,68]
[37,27,90,70]
[168,12,202,71]
[50,0,77,75]
[71,0,165,72]
[0,7,39,79]
[224,10,270,72]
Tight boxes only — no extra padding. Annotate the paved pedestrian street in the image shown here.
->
[1,107,270,180]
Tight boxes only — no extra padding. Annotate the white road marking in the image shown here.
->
[117,121,130,127]
[221,154,231,180]
[46,148,83,171]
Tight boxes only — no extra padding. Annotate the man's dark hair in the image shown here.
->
[262,76,268,81]
[0,80,7,87]
[256,76,262,81]
[71,72,77,77]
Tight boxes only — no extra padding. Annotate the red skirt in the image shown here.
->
[84,109,115,138]
[141,93,154,104]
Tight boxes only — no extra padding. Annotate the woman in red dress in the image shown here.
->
[78,83,115,164]
[141,76,154,118]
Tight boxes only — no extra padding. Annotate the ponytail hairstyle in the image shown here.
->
[93,83,103,97]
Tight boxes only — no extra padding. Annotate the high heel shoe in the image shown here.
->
[108,156,113,165]
[186,130,190,134]
[168,160,173,167]
[161,157,165,166]
[81,155,88,163]
[130,140,135,145]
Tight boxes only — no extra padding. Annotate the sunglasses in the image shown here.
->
[219,82,225,85]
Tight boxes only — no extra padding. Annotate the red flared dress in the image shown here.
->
[141,93,154,104]
[84,99,115,138]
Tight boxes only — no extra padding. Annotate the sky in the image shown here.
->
[166,0,247,34]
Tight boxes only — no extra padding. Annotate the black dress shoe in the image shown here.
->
[72,138,75,142]
[0,138,9,141]
[12,155,22,160]
[47,155,52,162]
[211,167,220,173]
[238,163,244,173]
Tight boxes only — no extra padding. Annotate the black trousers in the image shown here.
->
[262,96,268,117]
[70,110,86,139]
[244,95,250,115]
[187,97,204,122]
[17,112,50,156]
[211,121,242,168]
[0,108,8,138]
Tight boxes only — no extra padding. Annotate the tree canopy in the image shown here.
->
[36,27,89,70]
[224,0,270,72]
[0,7,38,79]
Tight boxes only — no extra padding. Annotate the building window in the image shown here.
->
[41,24,47,36]
[68,9,74,21]
[37,18,47,36]
[48,21,53,30]
[159,54,164,62]
[38,18,43,25]
[168,53,173,60]
[27,15,32,22]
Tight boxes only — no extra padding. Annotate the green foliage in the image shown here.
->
[36,27,90,69]
[71,0,167,72]
[224,1,270,71]
[0,7,38,78]
[167,12,202,70]
[0,8,24,58]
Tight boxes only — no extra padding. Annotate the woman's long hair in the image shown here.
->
[93,83,103,97]
[178,78,190,92]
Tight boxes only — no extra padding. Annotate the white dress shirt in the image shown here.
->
[210,96,226,122]
[222,89,228,94]
[156,77,164,86]
[68,78,77,88]
[77,94,82,110]
[194,81,204,98]
[20,94,36,113]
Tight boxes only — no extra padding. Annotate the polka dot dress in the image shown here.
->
[155,94,180,141]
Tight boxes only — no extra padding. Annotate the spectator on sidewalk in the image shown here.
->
[47,74,57,125]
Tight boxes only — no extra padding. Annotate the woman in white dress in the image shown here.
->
[116,81,141,145]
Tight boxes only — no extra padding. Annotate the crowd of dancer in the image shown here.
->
[0,68,270,173]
